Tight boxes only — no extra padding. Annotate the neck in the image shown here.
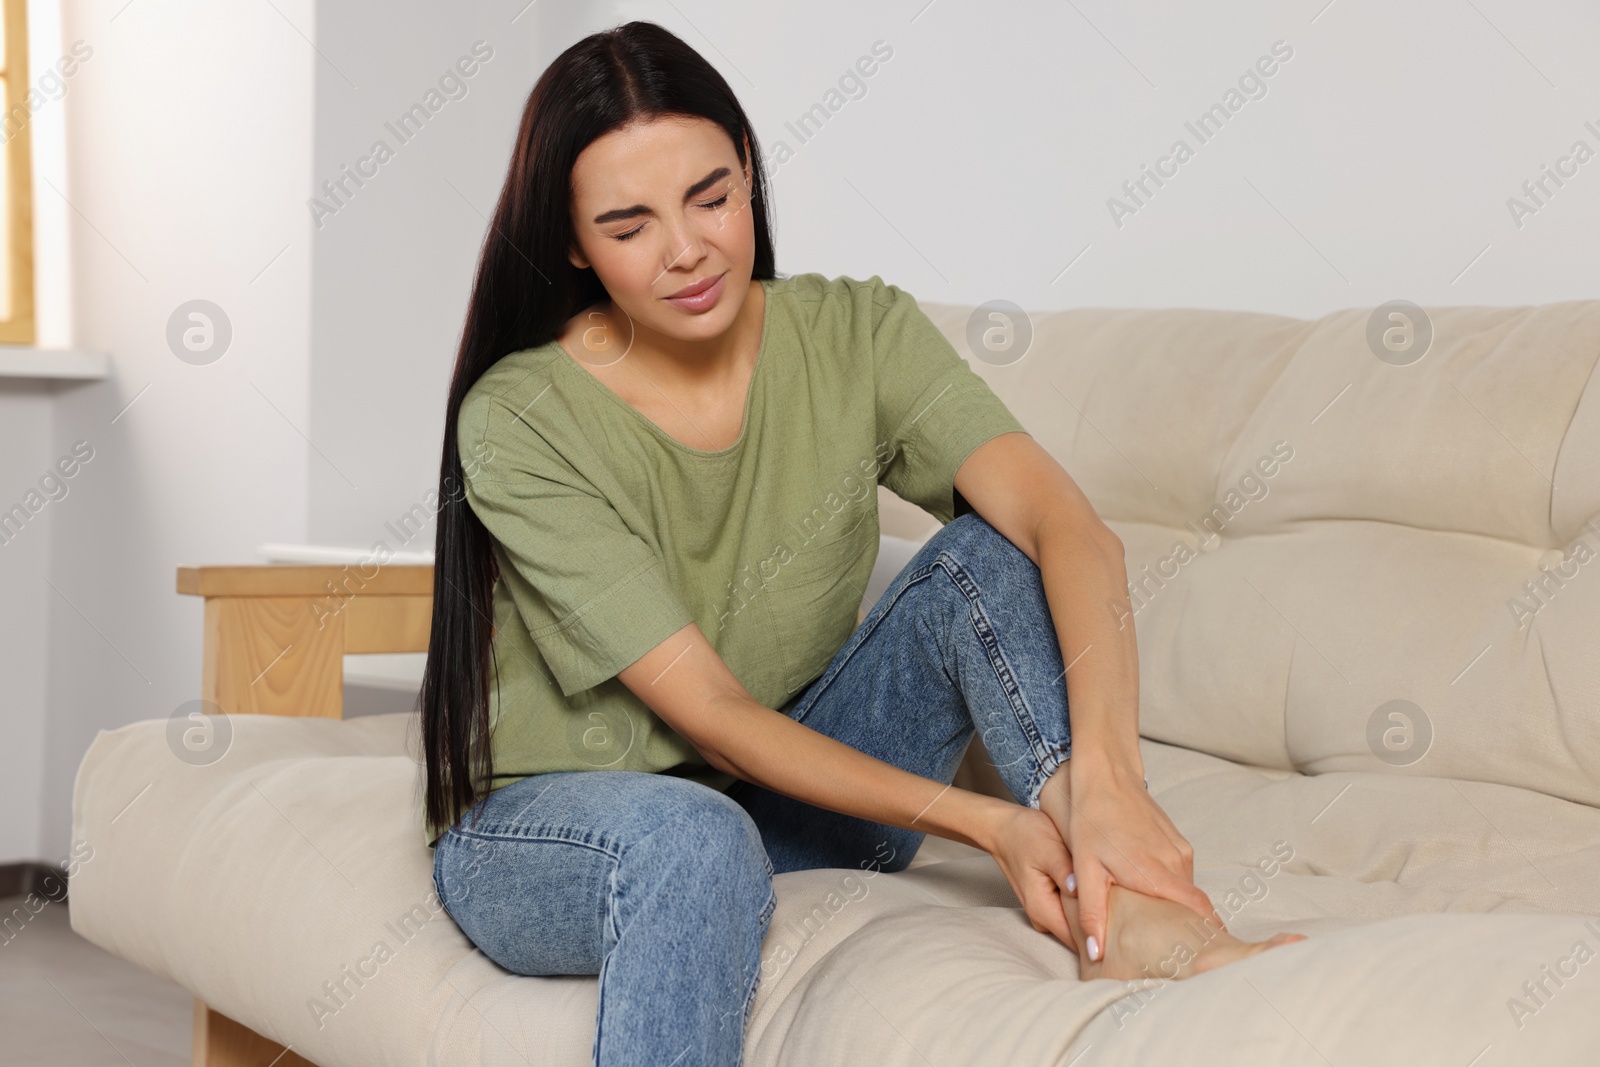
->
[617,278,764,386]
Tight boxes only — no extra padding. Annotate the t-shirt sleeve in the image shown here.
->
[869,276,1030,523]
[458,390,694,698]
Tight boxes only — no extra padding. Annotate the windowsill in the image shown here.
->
[257,542,434,566]
[0,347,110,380]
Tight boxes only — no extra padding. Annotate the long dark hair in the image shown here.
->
[421,21,778,839]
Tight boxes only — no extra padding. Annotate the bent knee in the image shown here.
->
[630,789,775,890]
[931,513,1027,567]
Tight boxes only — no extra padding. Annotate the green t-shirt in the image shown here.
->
[423,272,1028,847]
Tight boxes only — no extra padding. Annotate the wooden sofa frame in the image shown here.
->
[178,562,433,1067]
[175,559,1008,1067]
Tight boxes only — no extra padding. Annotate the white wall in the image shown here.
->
[306,4,571,548]
[0,381,54,863]
[0,0,96,863]
[8,0,316,862]
[4,0,1598,863]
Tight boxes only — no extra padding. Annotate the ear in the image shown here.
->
[568,242,590,271]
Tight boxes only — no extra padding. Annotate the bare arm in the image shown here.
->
[615,623,1015,852]
[951,431,1213,955]
[614,610,1084,945]
[950,431,1142,775]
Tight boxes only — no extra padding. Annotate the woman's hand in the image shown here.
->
[1040,755,1215,961]
[985,804,1078,950]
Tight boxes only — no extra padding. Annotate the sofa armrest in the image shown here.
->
[176,563,433,719]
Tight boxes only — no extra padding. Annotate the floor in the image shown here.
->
[0,893,191,1066]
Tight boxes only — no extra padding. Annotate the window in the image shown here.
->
[0,0,35,344]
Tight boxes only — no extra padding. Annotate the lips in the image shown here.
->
[666,272,724,299]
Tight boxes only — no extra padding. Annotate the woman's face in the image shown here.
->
[566,115,757,351]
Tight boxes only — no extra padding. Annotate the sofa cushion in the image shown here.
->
[69,710,1600,1066]
[923,299,1600,807]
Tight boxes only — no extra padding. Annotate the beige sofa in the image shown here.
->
[69,294,1600,1064]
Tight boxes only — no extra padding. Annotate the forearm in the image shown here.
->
[1034,513,1143,777]
[697,696,1017,853]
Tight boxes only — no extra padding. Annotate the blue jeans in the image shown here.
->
[431,513,1075,1066]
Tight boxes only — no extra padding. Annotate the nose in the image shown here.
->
[654,210,707,285]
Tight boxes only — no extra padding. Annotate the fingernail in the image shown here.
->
[1086,935,1100,962]
[1065,873,1076,894]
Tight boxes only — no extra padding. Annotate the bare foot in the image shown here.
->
[1033,762,1306,982]
[1076,883,1307,982]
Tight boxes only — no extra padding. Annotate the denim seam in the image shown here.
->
[758,886,776,925]
[1028,745,1074,809]
[593,912,615,1066]
[739,965,763,1048]
[450,825,623,859]
[603,851,622,957]
[935,549,1067,804]
[740,886,778,1050]
[592,852,626,1066]
[786,533,1071,811]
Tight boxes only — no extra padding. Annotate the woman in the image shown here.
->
[421,20,1304,1066]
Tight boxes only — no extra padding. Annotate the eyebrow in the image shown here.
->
[590,166,733,226]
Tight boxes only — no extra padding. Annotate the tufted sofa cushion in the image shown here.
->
[918,299,1600,808]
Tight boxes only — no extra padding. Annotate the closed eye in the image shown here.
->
[612,194,731,242]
